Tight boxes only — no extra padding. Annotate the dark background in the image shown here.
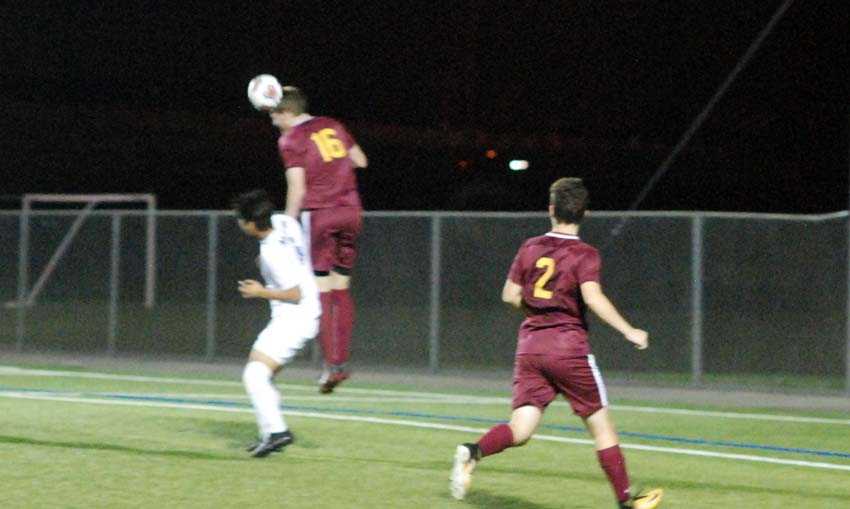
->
[1,1,848,212]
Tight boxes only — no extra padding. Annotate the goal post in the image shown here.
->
[14,194,157,352]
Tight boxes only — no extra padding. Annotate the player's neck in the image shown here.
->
[257,228,273,240]
[550,223,579,235]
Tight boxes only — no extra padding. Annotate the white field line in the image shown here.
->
[612,405,850,426]
[1,391,849,473]
[38,391,494,405]
[2,366,849,426]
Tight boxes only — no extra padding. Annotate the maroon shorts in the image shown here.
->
[511,354,608,418]
[301,207,362,273]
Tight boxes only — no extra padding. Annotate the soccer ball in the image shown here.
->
[247,74,282,111]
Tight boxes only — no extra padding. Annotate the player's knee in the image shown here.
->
[243,361,272,392]
[332,265,352,277]
[508,424,532,446]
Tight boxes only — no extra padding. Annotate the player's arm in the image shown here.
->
[501,279,524,309]
[349,144,368,168]
[238,279,302,303]
[580,281,648,349]
[284,167,306,218]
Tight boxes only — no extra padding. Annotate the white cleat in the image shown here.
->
[450,444,477,500]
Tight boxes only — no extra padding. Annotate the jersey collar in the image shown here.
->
[545,232,580,240]
[291,114,314,127]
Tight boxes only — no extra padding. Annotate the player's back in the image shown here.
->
[278,116,360,210]
[509,232,600,356]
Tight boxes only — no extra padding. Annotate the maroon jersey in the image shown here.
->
[507,232,601,356]
[277,116,361,210]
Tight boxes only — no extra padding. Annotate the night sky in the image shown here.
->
[2,1,848,212]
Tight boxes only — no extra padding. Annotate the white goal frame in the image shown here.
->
[14,194,157,351]
[15,194,157,307]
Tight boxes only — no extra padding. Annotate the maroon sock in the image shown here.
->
[477,423,514,458]
[597,445,631,503]
[318,292,335,365]
[332,289,354,366]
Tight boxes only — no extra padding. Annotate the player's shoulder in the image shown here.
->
[523,233,598,256]
[314,115,350,132]
[278,130,299,150]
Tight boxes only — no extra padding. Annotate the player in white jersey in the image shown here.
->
[233,189,320,457]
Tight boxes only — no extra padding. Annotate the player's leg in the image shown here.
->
[451,404,544,500]
[302,210,337,380]
[242,349,292,457]
[329,269,353,366]
[451,356,552,500]
[319,207,361,393]
[243,319,312,457]
[583,409,662,509]
[318,270,352,392]
[571,355,662,508]
[314,271,336,387]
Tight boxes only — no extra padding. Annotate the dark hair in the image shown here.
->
[272,86,308,114]
[549,177,588,224]
[232,189,274,230]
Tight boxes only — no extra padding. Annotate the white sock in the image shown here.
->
[242,361,287,437]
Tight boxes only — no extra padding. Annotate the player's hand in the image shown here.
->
[625,328,649,350]
[238,279,265,299]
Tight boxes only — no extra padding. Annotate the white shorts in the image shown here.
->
[252,315,318,365]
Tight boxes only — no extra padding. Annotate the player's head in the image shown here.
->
[549,177,588,224]
[232,189,274,236]
[270,86,308,130]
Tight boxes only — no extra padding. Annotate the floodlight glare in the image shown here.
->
[508,160,529,171]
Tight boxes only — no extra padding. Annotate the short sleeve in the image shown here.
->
[507,245,526,284]
[336,123,355,149]
[575,248,601,284]
[278,137,307,169]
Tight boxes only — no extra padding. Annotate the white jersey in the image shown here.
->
[258,214,320,323]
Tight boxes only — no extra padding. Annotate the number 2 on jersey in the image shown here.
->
[533,257,555,299]
[310,128,348,162]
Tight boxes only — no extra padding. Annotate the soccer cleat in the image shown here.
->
[248,430,295,458]
[318,370,350,394]
[620,488,663,509]
[449,444,478,500]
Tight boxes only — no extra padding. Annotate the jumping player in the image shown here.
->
[233,189,320,457]
[450,178,663,508]
[270,86,367,394]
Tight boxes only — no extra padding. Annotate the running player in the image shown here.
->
[450,178,663,508]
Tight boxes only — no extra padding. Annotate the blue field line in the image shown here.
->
[5,387,850,461]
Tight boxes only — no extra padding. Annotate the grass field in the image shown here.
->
[1,363,849,509]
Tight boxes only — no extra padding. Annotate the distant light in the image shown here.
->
[456,160,470,170]
[509,160,529,171]
[485,149,498,159]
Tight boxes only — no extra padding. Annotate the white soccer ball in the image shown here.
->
[247,74,283,111]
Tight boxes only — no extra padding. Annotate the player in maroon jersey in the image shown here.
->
[450,178,663,509]
[269,86,368,394]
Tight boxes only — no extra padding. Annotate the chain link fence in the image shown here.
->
[1,210,847,392]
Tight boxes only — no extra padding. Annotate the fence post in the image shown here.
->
[846,209,850,395]
[691,215,704,386]
[15,204,31,352]
[205,214,219,361]
[107,214,122,355]
[145,197,157,308]
[429,215,442,374]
